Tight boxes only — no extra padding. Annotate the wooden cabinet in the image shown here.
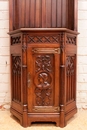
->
[9,0,78,128]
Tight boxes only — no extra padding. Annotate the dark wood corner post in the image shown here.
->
[22,34,28,127]
[59,33,66,127]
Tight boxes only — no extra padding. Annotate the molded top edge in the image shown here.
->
[8,28,79,35]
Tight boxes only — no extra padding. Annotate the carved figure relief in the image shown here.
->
[37,73,51,89]
[34,55,53,106]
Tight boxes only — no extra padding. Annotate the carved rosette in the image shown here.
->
[34,55,53,106]
[35,55,52,73]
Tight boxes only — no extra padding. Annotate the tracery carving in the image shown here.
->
[66,36,76,45]
[11,35,21,45]
[27,34,61,43]
[66,56,75,75]
[12,56,21,73]
[66,56,75,103]
[34,55,53,106]
[12,56,21,102]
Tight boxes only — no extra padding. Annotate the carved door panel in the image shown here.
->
[27,46,60,113]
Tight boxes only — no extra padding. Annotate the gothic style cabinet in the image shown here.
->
[9,0,78,128]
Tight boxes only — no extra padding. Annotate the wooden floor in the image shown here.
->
[0,109,87,130]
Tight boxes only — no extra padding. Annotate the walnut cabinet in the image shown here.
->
[9,0,78,128]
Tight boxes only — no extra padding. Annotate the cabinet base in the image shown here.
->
[10,107,77,128]
[28,113,60,126]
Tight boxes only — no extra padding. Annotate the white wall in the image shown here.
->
[77,0,87,109]
[0,0,10,105]
[0,0,87,108]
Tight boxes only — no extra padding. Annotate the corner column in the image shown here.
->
[59,33,66,127]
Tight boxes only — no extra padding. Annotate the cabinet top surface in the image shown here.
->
[8,28,79,35]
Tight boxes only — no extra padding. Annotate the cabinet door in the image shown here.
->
[27,45,60,113]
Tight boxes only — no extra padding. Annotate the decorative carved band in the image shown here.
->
[11,35,21,45]
[66,36,76,45]
[28,35,61,43]
[32,48,60,54]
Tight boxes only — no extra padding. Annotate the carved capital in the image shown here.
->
[22,45,27,52]
[60,105,65,112]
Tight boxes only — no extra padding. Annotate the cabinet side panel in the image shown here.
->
[10,34,22,103]
[66,55,76,104]
[11,56,21,102]
[65,33,77,105]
